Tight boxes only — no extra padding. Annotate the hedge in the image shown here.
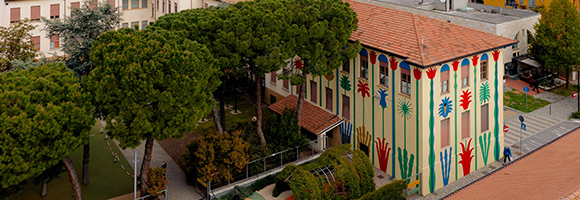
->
[357,180,406,200]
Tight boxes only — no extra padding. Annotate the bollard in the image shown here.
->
[550,105,551,115]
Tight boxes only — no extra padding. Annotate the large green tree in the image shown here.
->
[529,0,580,89]
[85,28,220,195]
[0,63,94,200]
[279,0,360,126]
[43,0,121,185]
[0,19,37,71]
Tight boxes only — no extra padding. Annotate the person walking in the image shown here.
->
[503,145,512,164]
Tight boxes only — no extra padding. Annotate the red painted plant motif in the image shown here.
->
[460,89,472,110]
[492,50,500,62]
[471,55,479,66]
[357,80,370,98]
[369,51,377,65]
[295,59,303,70]
[452,60,460,71]
[458,138,474,176]
[375,137,391,173]
[426,67,437,80]
[389,56,398,71]
[413,68,422,80]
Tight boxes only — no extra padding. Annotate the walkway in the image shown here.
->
[505,78,544,96]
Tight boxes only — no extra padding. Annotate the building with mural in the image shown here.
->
[484,0,580,11]
[266,0,516,195]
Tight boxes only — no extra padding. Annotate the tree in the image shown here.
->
[529,0,580,89]
[85,28,220,195]
[146,167,168,198]
[0,19,37,71]
[279,0,360,127]
[0,63,94,200]
[43,0,121,185]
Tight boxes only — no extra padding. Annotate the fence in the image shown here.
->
[404,173,421,199]
[196,136,329,199]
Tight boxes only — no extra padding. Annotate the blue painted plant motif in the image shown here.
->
[378,88,388,109]
[438,97,453,118]
[440,147,453,186]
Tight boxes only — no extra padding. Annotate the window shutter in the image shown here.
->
[107,0,115,7]
[31,36,40,50]
[50,4,60,18]
[462,111,470,139]
[71,2,80,10]
[310,81,317,103]
[342,95,350,120]
[174,2,177,12]
[31,6,41,21]
[481,104,489,132]
[441,118,450,147]
[10,8,21,23]
[270,71,276,83]
[325,88,332,111]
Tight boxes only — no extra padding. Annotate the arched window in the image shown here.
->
[512,33,519,49]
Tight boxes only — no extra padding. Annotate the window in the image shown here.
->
[175,2,177,12]
[325,87,333,111]
[360,55,368,79]
[512,34,518,49]
[379,60,388,87]
[270,95,276,104]
[72,2,81,10]
[168,0,171,13]
[163,0,166,12]
[31,36,40,51]
[480,60,488,80]
[50,4,60,19]
[122,22,128,28]
[441,118,450,148]
[282,69,289,90]
[441,70,449,94]
[142,0,148,8]
[157,0,159,10]
[462,111,470,139]
[142,20,148,29]
[481,104,489,132]
[122,0,129,9]
[310,80,317,104]
[401,68,411,96]
[31,6,41,21]
[270,71,276,84]
[461,63,469,87]
[10,8,20,23]
[342,61,350,73]
[131,0,139,8]
[527,30,532,45]
[131,21,139,30]
[342,95,350,120]
[50,34,59,49]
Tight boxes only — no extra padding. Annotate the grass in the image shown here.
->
[11,122,134,200]
[551,85,579,97]
[195,94,274,133]
[504,89,550,113]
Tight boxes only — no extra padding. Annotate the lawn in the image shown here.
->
[551,85,579,97]
[11,122,134,200]
[504,89,550,113]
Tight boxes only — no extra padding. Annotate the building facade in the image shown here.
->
[266,0,516,195]
[484,0,580,10]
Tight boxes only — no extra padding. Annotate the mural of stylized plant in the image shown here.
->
[460,89,472,110]
[479,132,491,165]
[479,82,490,103]
[413,67,421,177]
[438,97,453,118]
[378,88,388,138]
[440,147,453,186]
[389,56,399,178]
[375,137,391,173]
[397,99,414,181]
[459,138,474,176]
[340,75,351,95]
[369,51,377,165]
[357,80,370,125]
[426,67,437,193]
[471,54,479,170]
[340,121,353,145]
[492,50,501,161]
[452,60,459,180]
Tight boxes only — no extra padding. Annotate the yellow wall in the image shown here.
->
[485,0,580,10]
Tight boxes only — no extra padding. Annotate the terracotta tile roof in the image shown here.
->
[447,128,580,199]
[268,95,342,135]
[346,0,517,68]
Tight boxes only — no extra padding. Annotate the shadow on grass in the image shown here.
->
[504,89,550,113]
[11,122,134,200]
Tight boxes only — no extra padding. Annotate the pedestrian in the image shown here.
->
[162,161,167,169]
[503,145,512,164]
[532,79,540,93]
[162,161,167,180]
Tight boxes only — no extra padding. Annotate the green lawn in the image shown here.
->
[11,122,134,200]
[195,95,274,133]
[504,89,550,113]
[552,85,579,97]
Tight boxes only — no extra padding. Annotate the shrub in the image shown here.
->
[357,180,406,200]
[272,180,291,197]
[263,108,309,152]
[250,174,276,191]
[146,167,168,199]
[572,111,580,119]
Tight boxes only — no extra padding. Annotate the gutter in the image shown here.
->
[316,118,344,136]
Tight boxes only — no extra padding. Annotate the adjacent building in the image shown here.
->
[266,0,516,195]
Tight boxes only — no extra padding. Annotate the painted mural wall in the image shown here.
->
[264,47,505,195]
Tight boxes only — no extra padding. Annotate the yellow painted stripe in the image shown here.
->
[407,180,420,188]
[504,113,511,116]
[507,110,516,114]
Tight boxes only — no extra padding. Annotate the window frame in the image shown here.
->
[10,8,21,23]
[440,70,449,94]
[131,21,139,30]
[480,60,488,81]
[481,104,489,133]
[131,0,139,9]
[342,60,350,73]
[325,87,333,111]
[270,71,277,84]
[462,111,470,139]
[310,80,317,104]
[50,34,59,49]
[142,20,148,30]
[461,64,469,87]
[122,0,129,9]
[342,95,350,120]
[31,6,41,21]
[400,68,411,96]
[50,4,60,19]
[379,60,388,87]
[31,36,40,51]
[441,118,450,148]
[359,55,368,79]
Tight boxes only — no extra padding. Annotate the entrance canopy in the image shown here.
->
[268,95,343,135]
[518,58,542,68]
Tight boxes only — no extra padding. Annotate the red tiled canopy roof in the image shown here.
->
[346,0,517,68]
[268,95,342,135]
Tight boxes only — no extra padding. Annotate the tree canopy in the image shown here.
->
[0,19,38,71]
[0,63,94,192]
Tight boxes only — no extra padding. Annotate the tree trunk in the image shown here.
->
[40,177,48,197]
[566,66,570,89]
[82,143,90,185]
[139,137,155,196]
[213,104,224,134]
[62,156,82,200]
[256,77,267,146]
[296,83,305,128]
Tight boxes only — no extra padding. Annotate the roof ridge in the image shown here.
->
[412,14,426,66]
